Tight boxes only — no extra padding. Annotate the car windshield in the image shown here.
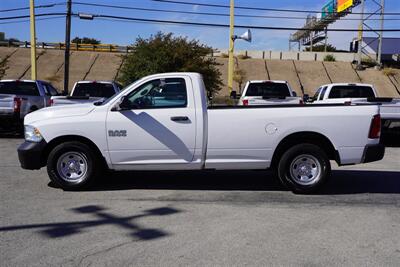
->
[0,81,39,96]
[329,86,375,98]
[245,82,291,97]
[73,83,115,98]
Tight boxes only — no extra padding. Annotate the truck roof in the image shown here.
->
[248,80,288,84]
[320,83,374,88]
[0,79,45,83]
[75,80,117,84]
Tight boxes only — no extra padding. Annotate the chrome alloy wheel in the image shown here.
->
[289,154,322,186]
[56,151,88,183]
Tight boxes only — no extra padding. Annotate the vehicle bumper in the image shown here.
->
[17,140,47,170]
[362,144,385,163]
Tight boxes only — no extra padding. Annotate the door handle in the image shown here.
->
[171,116,189,122]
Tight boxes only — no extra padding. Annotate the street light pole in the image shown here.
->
[356,0,365,70]
[227,0,235,94]
[377,0,385,68]
[29,0,37,80]
[63,0,72,95]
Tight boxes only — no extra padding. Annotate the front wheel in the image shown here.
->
[47,141,100,190]
[277,144,331,194]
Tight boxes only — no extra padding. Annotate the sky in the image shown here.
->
[1,0,399,51]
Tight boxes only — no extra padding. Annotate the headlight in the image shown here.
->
[25,125,43,142]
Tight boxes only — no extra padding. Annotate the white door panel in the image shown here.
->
[107,109,196,165]
[106,76,197,167]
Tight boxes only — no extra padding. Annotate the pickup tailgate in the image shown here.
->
[0,94,15,115]
[245,96,301,105]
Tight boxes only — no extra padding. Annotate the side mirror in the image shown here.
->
[303,94,310,102]
[118,96,132,110]
[292,91,297,97]
[230,90,237,99]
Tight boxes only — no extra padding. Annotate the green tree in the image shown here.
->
[72,37,101,44]
[119,32,222,96]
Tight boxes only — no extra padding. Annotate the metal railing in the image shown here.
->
[0,40,134,53]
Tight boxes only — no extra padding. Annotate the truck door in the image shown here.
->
[106,76,197,169]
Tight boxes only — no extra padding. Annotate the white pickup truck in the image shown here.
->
[236,80,302,106]
[50,81,122,106]
[18,73,384,194]
[311,83,400,134]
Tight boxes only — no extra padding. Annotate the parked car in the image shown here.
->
[234,80,302,106]
[0,80,58,132]
[18,73,384,193]
[310,83,400,135]
[50,81,122,106]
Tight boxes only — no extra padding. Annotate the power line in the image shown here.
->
[153,0,400,16]
[0,15,65,25]
[0,13,67,21]
[0,3,65,13]
[73,2,400,21]
[83,13,400,32]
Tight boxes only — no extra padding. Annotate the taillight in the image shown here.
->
[242,99,249,106]
[49,98,54,106]
[13,97,22,114]
[344,101,352,105]
[369,114,381,139]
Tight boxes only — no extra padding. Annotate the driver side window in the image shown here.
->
[125,78,187,109]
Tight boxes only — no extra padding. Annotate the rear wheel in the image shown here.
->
[47,141,100,190]
[277,143,331,194]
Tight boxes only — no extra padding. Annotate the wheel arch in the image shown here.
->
[41,135,107,168]
[271,131,340,169]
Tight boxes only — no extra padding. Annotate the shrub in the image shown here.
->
[323,54,336,62]
[383,68,396,77]
[237,54,251,60]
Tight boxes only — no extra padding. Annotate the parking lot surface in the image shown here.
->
[1,137,400,266]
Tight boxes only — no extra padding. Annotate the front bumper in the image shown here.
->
[362,144,385,164]
[17,140,47,170]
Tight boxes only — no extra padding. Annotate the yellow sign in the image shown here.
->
[337,0,353,13]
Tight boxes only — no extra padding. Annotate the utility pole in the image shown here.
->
[63,0,72,95]
[377,0,385,68]
[227,0,234,94]
[29,0,37,80]
[356,0,365,70]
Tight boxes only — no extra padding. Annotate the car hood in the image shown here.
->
[24,103,96,124]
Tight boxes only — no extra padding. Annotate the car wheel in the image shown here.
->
[277,143,331,194]
[47,141,100,190]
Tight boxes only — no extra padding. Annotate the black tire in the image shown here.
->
[47,141,100,190]
[277,143,331,194]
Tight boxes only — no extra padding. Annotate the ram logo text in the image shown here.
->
[108,130,127,137]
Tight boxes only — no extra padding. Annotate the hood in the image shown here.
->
[24,103,96,124]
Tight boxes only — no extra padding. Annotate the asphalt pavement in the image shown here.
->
[1,137,400,266]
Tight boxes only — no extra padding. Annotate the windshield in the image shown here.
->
[73,83,115,98]
[329,86,375,98]
[0,81,39,96]
[245,82,291,97]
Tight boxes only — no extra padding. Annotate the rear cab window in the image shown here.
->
[319,86,327,100]
[329,85,375,98]
[0,81,39,96]
[245,82,291,97]
[73,83,116,98]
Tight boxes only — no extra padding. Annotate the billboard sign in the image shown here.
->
[322,0,335,19]
[337,0,353,13]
